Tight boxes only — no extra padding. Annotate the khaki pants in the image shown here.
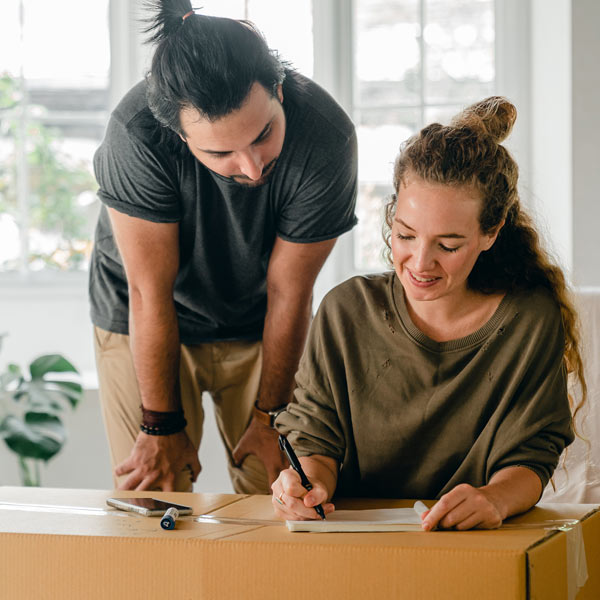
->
[93,326,268,494]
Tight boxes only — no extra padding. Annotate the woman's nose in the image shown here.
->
[412,243,435,272]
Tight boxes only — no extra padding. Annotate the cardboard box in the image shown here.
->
[0,487,598,599]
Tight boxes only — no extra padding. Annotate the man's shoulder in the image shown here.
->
[111,81,150,126]
[102,80,181,156]
[284,71,355,141]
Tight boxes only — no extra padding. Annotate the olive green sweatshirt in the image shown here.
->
[276,272,574,499]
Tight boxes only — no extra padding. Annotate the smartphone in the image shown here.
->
[106,497,193,517]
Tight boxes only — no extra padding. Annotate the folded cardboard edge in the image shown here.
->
[525,505,599,600]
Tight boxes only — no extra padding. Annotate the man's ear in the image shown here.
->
[178,133,186,143]
[483,219,505,251]
[277,84,283,104]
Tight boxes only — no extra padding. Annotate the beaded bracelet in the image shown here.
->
[140,406,187,436]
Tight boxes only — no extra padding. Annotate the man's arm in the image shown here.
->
[107,208,201,490]
[232,236,337,485]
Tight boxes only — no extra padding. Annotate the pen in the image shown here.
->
[278,434,326,520]
[160,506,179,530]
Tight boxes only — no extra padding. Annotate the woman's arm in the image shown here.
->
[271,455,339,520]
[421,465,542,531]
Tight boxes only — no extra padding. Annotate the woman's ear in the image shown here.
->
[483,219,505,251]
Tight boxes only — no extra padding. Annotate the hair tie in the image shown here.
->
[182,10,194,22]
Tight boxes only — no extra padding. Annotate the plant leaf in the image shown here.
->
[29,355,79,379]
[44,379,83,408]
[0,412,65,460]
[1,364,22,389]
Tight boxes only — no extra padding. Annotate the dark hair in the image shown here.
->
[384,96,586,423]
[143,0,286,134]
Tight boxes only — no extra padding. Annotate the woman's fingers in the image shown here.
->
[423,484,503,531]
[271,468,334,520]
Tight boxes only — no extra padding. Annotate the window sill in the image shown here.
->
[0,270,89,298]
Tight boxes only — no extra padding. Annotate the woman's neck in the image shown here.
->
[404,288,505,343]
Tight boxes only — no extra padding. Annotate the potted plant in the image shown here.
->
[0,333,83,486]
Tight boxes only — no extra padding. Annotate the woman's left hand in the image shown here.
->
[420,483,504,531]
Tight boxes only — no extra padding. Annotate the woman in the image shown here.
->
[271,97,587,530]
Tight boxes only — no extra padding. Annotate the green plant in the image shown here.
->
[0,337,83,486]
[0,71,98,270]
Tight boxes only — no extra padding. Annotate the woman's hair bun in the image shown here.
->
[451,96,517,144]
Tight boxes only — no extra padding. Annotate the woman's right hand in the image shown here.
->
[271,466,335,521]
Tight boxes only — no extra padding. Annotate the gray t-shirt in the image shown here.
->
[89,72,358,344]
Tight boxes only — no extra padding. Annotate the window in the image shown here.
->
[199,0,313,77]
[353,0,495,271]
[0,0,110,273]
[0,0,313,276]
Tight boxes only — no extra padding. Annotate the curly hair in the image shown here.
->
[383,96,586,423]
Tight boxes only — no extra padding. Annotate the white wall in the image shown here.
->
[530,0,572,272]
[3,1,600,491]
[529,0,600,286]
[0,386,233,493]
[571,0,600,286]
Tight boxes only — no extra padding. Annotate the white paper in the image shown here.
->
[286,507,424,532]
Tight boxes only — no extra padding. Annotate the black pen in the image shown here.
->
[278,434,326,520]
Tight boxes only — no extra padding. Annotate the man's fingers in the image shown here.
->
[117,471,144,491]
[114,458,133,477]
[135,474,160,491]
[231,439,248,467]
[189,459,201,482]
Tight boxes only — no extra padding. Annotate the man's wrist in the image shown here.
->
[252,400,288,428]
[140,405,187,436]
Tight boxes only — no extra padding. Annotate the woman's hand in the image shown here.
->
[270,455,338,520]
[421,466,542,531]
[420,483,504,531]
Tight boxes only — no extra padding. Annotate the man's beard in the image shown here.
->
[229,156,278,187]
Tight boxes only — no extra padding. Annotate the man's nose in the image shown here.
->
[237,149,264,180]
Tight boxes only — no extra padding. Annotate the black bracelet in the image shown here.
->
[140,406,187,436]
[140,419,187,436]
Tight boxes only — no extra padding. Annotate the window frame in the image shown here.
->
[1,0,531,293]
[312,0,531,295]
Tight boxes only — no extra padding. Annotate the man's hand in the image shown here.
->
[231,417,288,486]
[115,430,201,491]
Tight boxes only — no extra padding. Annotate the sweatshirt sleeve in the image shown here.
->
[275,293,347,463]
[486,294,575,490]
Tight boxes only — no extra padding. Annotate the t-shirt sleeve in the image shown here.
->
[276,129,358,243]
[93,115,181,223]
[486,297,575,490]
[275,295,347,461]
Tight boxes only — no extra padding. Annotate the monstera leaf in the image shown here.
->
[0,352,83,485]
[14,354,83,411]
[0,412,65,460]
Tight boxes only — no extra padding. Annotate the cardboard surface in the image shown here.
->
[0,487,598,600]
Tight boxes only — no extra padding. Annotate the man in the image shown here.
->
[90,3,357,494]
